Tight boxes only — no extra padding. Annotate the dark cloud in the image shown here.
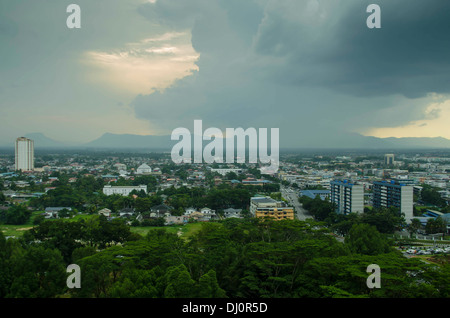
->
[254,0,450,98]
[2,0,448,145]
[130,0,450,146]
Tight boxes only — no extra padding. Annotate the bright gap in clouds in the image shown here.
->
[81,31,199,97]
[364,96,450,139]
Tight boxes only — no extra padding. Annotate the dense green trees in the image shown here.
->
[0,229,67,298]
[300,195,406,235]
[359,207,406,234]
[22,216,135,262]
[1,217,450,298]
[0,232,10,298]
[301,252,438,298]
[408,218,422,237]
[0,204,32,225]
[8,245,66,298]
[299,195,334,221]
[161,184,254,213]
[421,185,447,207]
[425,217,447,235]
[38,184,84,209]
[345,224,391,255]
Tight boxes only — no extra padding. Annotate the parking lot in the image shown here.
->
[402,246,450,256]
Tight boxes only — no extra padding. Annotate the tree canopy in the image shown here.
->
[1,217,449,298]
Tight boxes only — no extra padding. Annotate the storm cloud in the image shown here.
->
[130,0,450,146]
[2,0,450,146]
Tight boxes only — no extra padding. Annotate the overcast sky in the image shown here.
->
[1,0,450,147]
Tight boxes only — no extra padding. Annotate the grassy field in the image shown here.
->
[0,211,42,238]
[0,224,34,237]
[131,222,204,240]
[2,212,207,241]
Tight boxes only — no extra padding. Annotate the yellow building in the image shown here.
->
[250,196,295,220]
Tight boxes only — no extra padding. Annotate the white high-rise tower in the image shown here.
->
[15,137,34,171]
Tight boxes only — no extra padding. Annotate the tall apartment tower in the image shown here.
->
[372,180,413,223]
[384,154,395,166]
[15,137,34,171]
[330,180,364,215]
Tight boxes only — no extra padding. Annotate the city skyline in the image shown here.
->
[2,1,450,148]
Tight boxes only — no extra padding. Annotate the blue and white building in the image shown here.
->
[330,180,364,215]
[372,180,413,223]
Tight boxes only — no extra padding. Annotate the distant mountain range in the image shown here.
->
[294,132,450,150]
[22,133,75,148]
[1,132,450,150]
[84,133,172,149]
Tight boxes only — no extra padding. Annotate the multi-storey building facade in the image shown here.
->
[15,137,34,171]
[384,154,395,166]
[330,180,364,215]
[372,180,413,223]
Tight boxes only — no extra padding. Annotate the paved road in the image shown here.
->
[281,186,345,242]
[281,186,312,221]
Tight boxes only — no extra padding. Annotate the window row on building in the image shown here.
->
[330,179,413,223]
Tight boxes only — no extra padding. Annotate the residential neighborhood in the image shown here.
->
[1,148,450,300]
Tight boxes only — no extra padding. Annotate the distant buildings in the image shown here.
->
[300,189,330,201]
[103,184,147,196]
[15,137,34,171]
[136,163,152,175]
[330,180,364,215]
[150,204,173,218]
[210,168,243,176]
[241,178,272,186]
[119,207,136,218]
[184,207,218,221]
[223,207,242,218]
[98,208,112,217]
[113,163,127,171]
[372,180,413,223]
[43,207,72,219]
[250,196,294,220]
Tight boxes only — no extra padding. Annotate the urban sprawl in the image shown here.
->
[4,137,450,234]
[2,137,450,298]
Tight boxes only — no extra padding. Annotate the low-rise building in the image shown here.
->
[136,164,152,175]
[119,207,135,218]
[250,196,294,220]
[300,189,330,201]
[223,207,242,218]
[98,208,112,217]
[150,204,173,218]
[103,184,147,196]
[210,168,244,176]
[44,207,72,219]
